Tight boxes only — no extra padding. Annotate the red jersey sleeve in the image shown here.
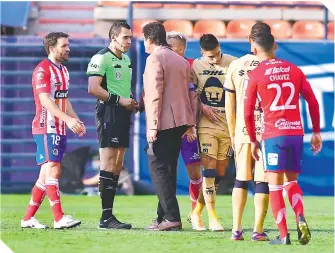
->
[299,68,321,133]
[32,65,51,95]
[187,58,194,66]
[244,70,259,142]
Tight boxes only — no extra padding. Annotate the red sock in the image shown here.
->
[46,178,64,222]
[284,180,304,222]
[269,185,288,239]
[189,178,202,210]
[23,182,46,221]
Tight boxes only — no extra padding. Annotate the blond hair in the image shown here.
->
[166,31,187,45]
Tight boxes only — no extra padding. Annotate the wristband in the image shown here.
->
[106,93,120,105]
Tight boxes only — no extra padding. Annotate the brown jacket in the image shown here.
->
[143,46,198,131]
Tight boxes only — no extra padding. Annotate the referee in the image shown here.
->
[87,21,138,229]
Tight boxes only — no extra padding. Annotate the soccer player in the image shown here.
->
[21,32,85,229]
[166,31,202,214]
[244,29,322,245]
[87,21,138,229]
[190,34,236,231]
[224,23,271,241]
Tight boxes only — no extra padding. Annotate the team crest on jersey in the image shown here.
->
[200,77,224,107]
[115,70,121,80]
[54,75,62,86]
[37,72,44,80]
[53,149,59,156]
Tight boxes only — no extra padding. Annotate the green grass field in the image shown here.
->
[1,195,334,253]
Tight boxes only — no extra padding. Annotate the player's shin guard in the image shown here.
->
[269,185,288,239]
[254,182,269,233]
[45,178,64,222]
[189,177,203,210]
[23,182,46,221]
[232,180,249,232]
[99,170,119,221]
[284,180,304,222]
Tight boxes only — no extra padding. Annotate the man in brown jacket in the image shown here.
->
[142,22,198,231]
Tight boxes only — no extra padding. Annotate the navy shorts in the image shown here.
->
[33,134,67,165]
[96,103,131,148]
[261,135,303,173]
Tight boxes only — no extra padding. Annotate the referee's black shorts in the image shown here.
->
[95,102,131,148]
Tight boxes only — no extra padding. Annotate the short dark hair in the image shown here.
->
[109,21,131,40]
[250,22,272,41]
[142,22,168,46]
[253,32,275,53]
[43,32,69,55]
[200,34,219,51]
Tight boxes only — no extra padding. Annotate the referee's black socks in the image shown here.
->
[99,170,119,221]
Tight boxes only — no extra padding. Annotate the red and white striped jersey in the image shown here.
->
[32,59,70,135]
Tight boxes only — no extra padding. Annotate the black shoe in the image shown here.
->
[99,215,132,229]
[297,215,311,245]
[269,233,291,245]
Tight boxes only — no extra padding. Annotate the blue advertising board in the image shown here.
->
[133,39,334,196]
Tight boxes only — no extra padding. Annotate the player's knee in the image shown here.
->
[187,163,201,180]
[203,168,217,178]
[234,179,249,190]
[102,155,117,171]
[48,163,61,179]
[255,182,269,194]
[201,154,217,168]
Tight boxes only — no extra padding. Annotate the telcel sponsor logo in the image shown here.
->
[272,66,290,74]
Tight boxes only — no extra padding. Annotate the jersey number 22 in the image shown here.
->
[267,82,297,111]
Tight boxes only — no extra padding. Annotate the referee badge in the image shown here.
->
[115,70,121,80]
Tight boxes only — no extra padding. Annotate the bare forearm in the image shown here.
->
[88,84,109,101]
[40,95,71,122]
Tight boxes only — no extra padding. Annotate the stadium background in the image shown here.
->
[1,1,334,196]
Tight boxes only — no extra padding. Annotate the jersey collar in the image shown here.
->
[107,47,123,60]
[47,58,62,70]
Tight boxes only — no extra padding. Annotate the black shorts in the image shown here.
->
[96,102,131,148]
